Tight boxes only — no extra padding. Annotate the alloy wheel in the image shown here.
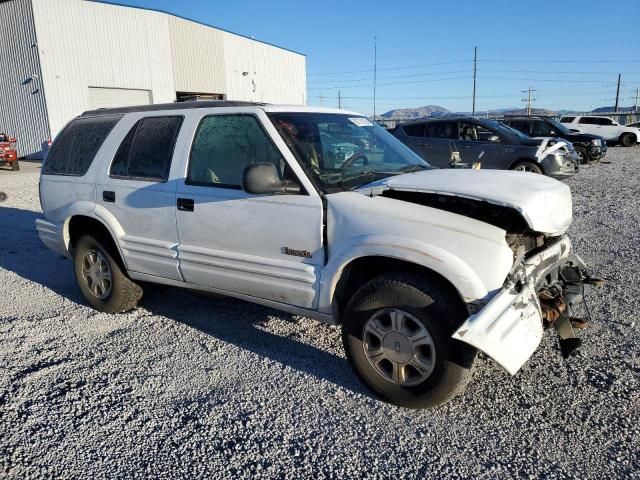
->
[81,248,112,299]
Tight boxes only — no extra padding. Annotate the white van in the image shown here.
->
[36,101,601,408]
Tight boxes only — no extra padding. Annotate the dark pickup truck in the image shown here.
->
[503,117,607,164]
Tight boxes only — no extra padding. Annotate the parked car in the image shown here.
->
[626,121,640,129]
[0,133,19,171]
[560,115,640,147]
[393,116,579,179]
[503,116,606,164]
[36,101,600,408]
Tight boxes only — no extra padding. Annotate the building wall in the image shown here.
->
[222,32,306,105]
[168,17,227,95]
[1,0,306,157]
[31,0,176,140]
[0,0,50,158]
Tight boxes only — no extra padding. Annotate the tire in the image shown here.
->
[620,133,636,147]
[510,160,542,174]
[73,234,142,313]
[574,145,589,164]
[342,273,476,409]
[11,160,19,171]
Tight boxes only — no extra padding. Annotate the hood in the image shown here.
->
[360,169,572,235]
[559,131,603,142]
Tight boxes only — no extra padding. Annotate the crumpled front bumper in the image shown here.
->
[452,235,583,375]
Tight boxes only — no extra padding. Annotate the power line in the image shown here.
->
[481,59,640,64]
[308,75,472,90]
[307,59,472,76]
[308,69,470,85]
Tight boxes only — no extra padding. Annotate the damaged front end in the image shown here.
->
[452,235,603,374]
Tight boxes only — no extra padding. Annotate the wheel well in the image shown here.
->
[620,132,637,142]
[67,216,124,267]
[333,256,467,321]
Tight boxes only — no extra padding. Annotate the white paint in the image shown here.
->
[560,115,640,142]
[88,87,152,110]
[362,168,573,235]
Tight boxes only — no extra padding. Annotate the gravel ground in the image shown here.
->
[1,149,639,479]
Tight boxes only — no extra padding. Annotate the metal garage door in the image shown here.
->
[88,87,152,110]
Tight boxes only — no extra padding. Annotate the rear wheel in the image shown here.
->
[342,273,476,409]
[620,133,636,147]
[574,145,589,164]
[511,160,542,174]
[73,235,142,313]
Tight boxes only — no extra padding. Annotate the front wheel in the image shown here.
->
[510,160,542,174]
[73,235,142,313]
[11,160,19,171]
[620,133,636,147]
[342,274,476,409]
[574,145,589,164]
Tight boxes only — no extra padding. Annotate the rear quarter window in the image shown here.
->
[560,117,575,123]
[43,115,122,176]
[401,124,426,137]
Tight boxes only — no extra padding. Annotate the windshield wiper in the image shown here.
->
[397,164,429,173]
[337,170,398,190]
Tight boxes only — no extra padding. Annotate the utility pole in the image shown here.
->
[373,36,377,122]
[317,94,326,106]
[522,87,537,116]
[633,88,640,112]
[614,74,621,112]
[472,46,477,116]
[338,90,341,109]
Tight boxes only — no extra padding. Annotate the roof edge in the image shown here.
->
[86,0,306,57]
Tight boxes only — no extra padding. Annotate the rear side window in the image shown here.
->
[110,116,183,181]
[43,115,122,176]
[578,117,597,125]
[402,124,426,137]
[507,121,529,134]
[425,121,458,140]
[560,117,575,123]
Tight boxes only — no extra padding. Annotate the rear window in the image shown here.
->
[402,123,426,137]
[42,115,122,176]
[560,117,575,123]
[110,116,183,181]
[578,117,597,125]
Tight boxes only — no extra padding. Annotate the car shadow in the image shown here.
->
[0,206,372,399]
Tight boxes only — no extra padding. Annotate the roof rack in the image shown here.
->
[81,100,267,117]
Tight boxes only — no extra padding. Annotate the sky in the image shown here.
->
[116,0,640,115]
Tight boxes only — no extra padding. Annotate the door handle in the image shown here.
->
[177,198,194,212]
[103,191,115,203]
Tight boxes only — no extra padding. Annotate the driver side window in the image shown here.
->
[187,115,286,189]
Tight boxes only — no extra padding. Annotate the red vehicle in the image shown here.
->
[0,133,19,171]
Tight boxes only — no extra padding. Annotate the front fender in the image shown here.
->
[318,234,491,315]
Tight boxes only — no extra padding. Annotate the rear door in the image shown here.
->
[576,117,599,136]
[95,114,185,281]
[594,117,620,140]
[421,121,458,168]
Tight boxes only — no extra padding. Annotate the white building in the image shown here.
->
[0,0,307,158]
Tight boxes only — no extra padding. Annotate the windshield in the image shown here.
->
[497,121,531,141]
[269,112,430,192]
[547,119,571,134]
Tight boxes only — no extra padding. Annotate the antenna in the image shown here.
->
[472,46,477,116]
[373,36,377,122]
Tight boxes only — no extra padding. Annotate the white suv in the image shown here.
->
[560,115,640,147]
[36,101,600,408]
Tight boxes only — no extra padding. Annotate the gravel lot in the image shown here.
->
[1,149,639,479]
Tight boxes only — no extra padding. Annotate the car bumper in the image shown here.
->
[541,153,579,179]
[587,143,607,161]
[452,235,588,374]
[35,218,68,257]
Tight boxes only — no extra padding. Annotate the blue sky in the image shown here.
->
[117,0,640,115]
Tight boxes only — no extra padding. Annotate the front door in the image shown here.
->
[95,114,185,281]
[175,112,324,308]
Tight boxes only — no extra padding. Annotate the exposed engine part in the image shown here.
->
[507,233,546,257]
[380,190,531,233]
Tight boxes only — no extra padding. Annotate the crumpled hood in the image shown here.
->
[360,169,573,235]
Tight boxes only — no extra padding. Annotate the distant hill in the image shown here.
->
[378,105,450,120]
[592,106,636,113]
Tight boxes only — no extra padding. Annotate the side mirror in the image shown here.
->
[242,163,301,195]
[487,135,500,143]
[549,130,556,136]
